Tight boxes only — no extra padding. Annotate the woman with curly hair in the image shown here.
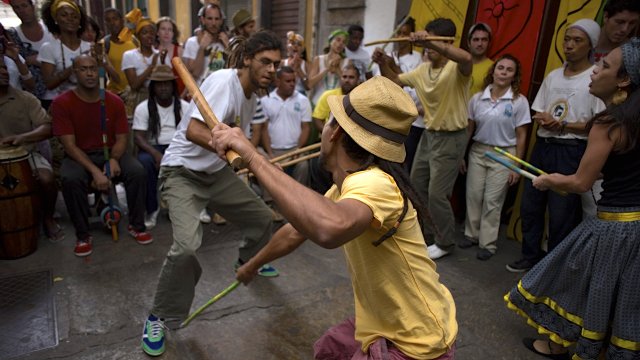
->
[37,0,90,109]
[282,31,309,94]
[459,54,531,260]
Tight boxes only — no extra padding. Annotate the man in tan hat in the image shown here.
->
[132,65,189,229]
[231,8,256,39]
[210,76,457,359]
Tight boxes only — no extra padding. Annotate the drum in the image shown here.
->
[0,147,40,259]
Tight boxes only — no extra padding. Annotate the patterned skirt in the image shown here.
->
[505,206,640,359]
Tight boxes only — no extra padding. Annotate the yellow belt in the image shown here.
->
[597,211,640,222]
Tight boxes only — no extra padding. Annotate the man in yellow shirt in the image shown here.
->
[212,76,457,360]
[311,64,360,132]
[103,8,138,96]
[374,18,473,260]
[468,22,494,96]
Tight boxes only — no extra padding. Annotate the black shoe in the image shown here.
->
[458,236,477,249]
[506,258,535,273]
[476,248,493,260]
[522,338,570,360]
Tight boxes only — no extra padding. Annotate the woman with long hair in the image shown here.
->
[38,0,90,109]
[505,38,640,360]
[307,29,351,105]
[460,54,531,260]
[155,16,184,94]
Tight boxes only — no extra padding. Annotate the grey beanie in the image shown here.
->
[622,37,640,86]
[568,19,600,48]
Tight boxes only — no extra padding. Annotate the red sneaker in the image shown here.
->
[74,237,93,257]
[128,225,153,245]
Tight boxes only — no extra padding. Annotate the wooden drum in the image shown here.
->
[0,147,40,259]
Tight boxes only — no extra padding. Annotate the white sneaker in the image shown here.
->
[199,209,212,223]
[144,209,160,229]
[427,244,451,260]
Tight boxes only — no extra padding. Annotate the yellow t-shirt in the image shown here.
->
[470,58,494,96]
[399,61,470,131]
[312,87,342,123]
[106,39,138,94]
[325,166,457,359]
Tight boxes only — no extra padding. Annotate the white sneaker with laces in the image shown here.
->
[427,244,451,260]
[199,209,212,223]
[144,209,160,229]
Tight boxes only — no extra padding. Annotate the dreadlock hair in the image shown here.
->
[328,119,431,240]
[41,0,88,37]
[225,30,283,69]
[147,79,182,141]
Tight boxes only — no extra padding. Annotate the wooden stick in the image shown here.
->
[484,152,567,196]
[181,280,240,328]
[364,36,455,46]
[367,15,411,71]
[237,151,320,177]
[171,57,243,168]
[493,147,547,175]
[270,143,320,164]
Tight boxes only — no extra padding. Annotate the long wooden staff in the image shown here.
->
[364,36,456,47]
[366,16,411,72]
[171,57,243,168]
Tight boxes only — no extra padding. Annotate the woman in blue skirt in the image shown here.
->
[505,37,640,360]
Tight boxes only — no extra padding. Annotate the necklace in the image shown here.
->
[428,65,443,82]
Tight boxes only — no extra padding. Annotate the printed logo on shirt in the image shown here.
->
[504,103,513,118]
[206,47,225,78]
[294,102,301,112]
[549,100,568,122]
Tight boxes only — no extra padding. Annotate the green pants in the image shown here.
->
[410,129,467,250]
[151,165,272,320]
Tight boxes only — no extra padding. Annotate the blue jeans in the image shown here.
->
[520,139,585,262]
[137,145,168,213]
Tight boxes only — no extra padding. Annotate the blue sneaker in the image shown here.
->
[235,259,279,277]
[141,314,166,356]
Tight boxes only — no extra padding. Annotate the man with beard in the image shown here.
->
[140,31,282,357]
[51,54,150,257]
[506,19,606,273]
[183,3,228,84]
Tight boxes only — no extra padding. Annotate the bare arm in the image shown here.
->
[307,56,327,89]
[507,124,529,185]
[134,130,163,167]
[0,123,51,146]
[261,122,273,158]
[371,48,404,87]
[124,54,157,91]
[58,134,110,191]
[313,117,325,133]
[298,122,310,148]
[411,31,473,76]
[250,123,263,147]
[533,123,615,193]
[236,223,306,284]
[211,124,373,248]
[185,32,214,80]
[185,118,216,151]
[41,62,74,90]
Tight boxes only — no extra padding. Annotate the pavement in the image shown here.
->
[0,196,547,360]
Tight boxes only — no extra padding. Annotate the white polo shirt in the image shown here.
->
[468,86,531,147]
[161,69,257,173]
[261,90,312,150]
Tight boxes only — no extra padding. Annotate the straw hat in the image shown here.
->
[327,76,418,163]
[232,9,255,29]
[149,65,176,82]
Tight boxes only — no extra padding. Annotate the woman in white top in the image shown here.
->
[461,54,532,260]
[38,0,91,108]
[308,29,351,105]
[122,17,158,116]
[282,31,309,94]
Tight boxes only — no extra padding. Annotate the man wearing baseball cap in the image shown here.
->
[211,76,457,359]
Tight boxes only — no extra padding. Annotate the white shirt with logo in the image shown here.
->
[261,90,312,149]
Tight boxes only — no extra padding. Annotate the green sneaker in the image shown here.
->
[141,314,165,356]
[235,259,279,277]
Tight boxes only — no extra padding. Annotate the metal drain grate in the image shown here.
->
[0,270,58,359]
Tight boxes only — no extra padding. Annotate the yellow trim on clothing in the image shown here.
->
[611,335,640,351]
[597,211,640,222]
[516,281,585,327]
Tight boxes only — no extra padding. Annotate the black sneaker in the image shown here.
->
[506,258,535,273]
[458,236,477,249]
[476,248,494,261]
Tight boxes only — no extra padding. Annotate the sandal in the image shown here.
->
[522,338,570,360]
[45,223,65,243]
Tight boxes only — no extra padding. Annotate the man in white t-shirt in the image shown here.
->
[182,3,227,84]
[140,31,283,357]
[261,66,312,185]
[507,19,606,274]
[345,24,371,82]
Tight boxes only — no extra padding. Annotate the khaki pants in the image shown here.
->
[464,143,514,252]
[150,165,273,320]
[410,129,467,250]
